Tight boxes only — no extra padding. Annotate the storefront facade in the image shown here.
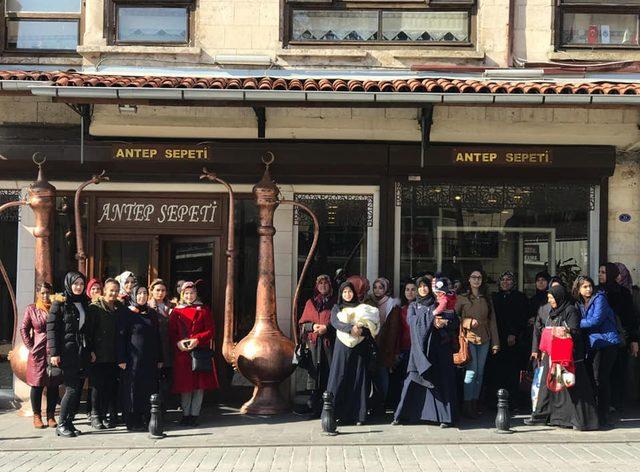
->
[0,88,637,401]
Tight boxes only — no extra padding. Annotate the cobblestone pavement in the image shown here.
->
[1,442,640,471]
[1,404,640,471]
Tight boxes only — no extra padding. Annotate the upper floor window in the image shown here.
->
[558,0,640,48]
[284,1,475,46]
[107,0,194,45]
[2,0,81,52]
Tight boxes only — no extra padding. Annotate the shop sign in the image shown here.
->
[112,143,210,161]
[95,197,221,230]
[452,148,553,166]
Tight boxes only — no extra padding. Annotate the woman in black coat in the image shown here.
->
[47,271,92,438]
[326,281,378,426]
[392,276,458,427]
[487,271,529,408]
[117,285,163,431]
[525,284,599,431]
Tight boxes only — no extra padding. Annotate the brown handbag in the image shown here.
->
[453,325,471,366]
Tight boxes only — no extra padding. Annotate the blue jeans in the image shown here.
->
[463,342,490,401]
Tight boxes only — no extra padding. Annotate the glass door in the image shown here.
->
[161,236,219,307]
[96,235,158,287]
[436,227,556,293]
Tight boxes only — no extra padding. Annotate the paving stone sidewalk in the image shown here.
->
[1,404,640,451]
[1,443,640,472]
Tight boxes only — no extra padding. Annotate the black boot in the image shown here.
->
[179,415,191,426]
[91,414,105,430]
[55,423,76,438]
[188,415,199,426]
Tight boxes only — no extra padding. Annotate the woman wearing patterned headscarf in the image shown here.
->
[47,271,91,437]
[168,281,219,426]
[298,274,336,417]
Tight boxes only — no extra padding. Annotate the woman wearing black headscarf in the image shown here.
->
[47,271,92,437]
[326,281,379,425]
[598,262,639,411]
[117,285,163,431]
[487,270,529,409]
[525,284,599,430]
[392,276,458,427]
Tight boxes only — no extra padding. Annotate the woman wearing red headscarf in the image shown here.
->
[298,274,336,417]
[169,281,219,426]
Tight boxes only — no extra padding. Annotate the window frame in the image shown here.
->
[282,1,477,48]
[555,1,640,50]
[0,0,83,55]
[106,0,195,47]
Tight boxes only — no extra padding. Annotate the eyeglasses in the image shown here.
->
[470,275,482,280]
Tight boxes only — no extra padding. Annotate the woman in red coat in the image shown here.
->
[298,274,335,417]
[20,282,61,429]
[169,281,218,426]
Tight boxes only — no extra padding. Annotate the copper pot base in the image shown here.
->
[240,384,290,415]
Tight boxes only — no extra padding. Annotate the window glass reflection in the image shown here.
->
[5,0,81,13]
[117,7,188,43]
[7,20,78,50]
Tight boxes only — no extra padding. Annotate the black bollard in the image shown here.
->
[320,391,338,436]
[149,393,166,439]
[495,389,513,434]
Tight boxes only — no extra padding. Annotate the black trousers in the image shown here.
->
[59,371,81,426]
[30,385,59,417]
[590,345,618,423]
[610,345,628,410]
[90,363,119,420]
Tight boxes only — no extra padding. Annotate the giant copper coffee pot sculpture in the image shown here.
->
[2,155,56,385]
[201,153,318,414]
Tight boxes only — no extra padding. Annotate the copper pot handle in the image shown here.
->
[279,200,319,346]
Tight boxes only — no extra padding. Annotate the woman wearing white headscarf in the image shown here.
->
[115,271,136,305]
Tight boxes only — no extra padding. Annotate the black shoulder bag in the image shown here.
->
[178,310,214,372]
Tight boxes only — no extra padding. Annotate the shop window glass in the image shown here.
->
[398,183,593,295]
[116,6,189,44]
[295,194,372,306]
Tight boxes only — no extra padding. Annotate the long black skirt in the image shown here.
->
[532,358,599,431]
[326,339,370,424]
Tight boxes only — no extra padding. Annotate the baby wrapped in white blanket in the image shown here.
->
[336,304,380,348]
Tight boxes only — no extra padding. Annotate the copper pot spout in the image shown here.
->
[200,168,236,365]
[74,170,108,274]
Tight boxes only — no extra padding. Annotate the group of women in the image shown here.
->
[20,270,218,438]
[298,262,640,430]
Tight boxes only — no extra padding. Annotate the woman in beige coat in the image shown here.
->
[455,270,500,418]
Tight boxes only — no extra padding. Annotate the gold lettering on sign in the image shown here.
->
[452,149,552,166]
[113,144,210,160]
